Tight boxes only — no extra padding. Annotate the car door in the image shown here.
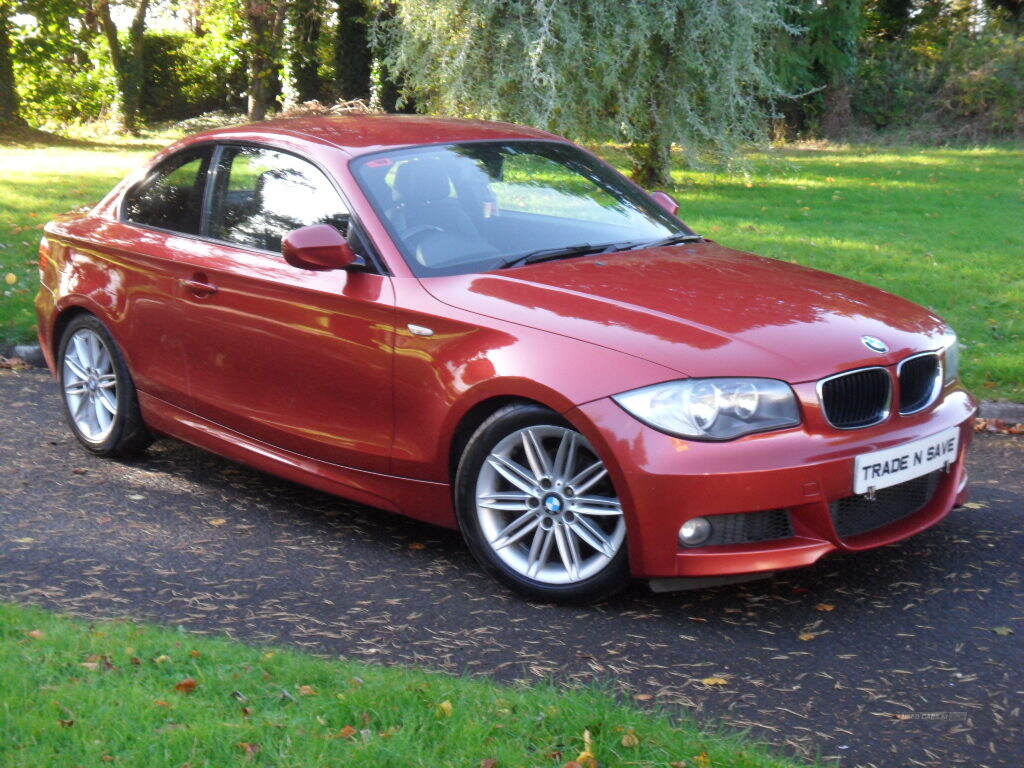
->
[174,143,395,473]
[117,145,216,410]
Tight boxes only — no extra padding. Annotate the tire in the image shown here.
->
[454,403,630,603]
[56,313,153,458]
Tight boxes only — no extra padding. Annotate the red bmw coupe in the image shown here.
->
[37,116,975,602]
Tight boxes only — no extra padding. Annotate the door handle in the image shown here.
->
[180,277,218,297]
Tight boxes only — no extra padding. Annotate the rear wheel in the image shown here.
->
[455,404,629,603]
[57,314,152,457]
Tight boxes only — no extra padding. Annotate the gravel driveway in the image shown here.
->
[1,368,1021,767]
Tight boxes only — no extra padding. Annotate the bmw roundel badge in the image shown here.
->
[861,335,889,354]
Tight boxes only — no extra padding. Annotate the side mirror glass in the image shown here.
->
[282,224,361,271]
[649,190,680,217]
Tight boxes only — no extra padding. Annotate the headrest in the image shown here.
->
[393,157,453,205]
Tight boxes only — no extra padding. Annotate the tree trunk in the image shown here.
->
[95,0,149,135]
[289,0,323,103]
[628,137,672,188]
[246,0,287,120]
[627,95,672,188]
[0,0,24,129]
[821,80,853,141]
[334,0,370,100]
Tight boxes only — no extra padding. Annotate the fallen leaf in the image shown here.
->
[481,759,499,768]
[437,700,453,717]
[298,685,317,696]
[695,752,712,768]
[992,626,1014,636]
[621,730,640,748]
[153,655,171,664]
[153,700,171,707]
[189,650,201,658]
[26,629,45,640]
[799,633,817,642]
[237,742,260,757]
[338,725,358,739]
[700,676,729,686]
[241,706,254,716]
[963,502,986,509]
[633,693,653,701]
[815,603,836,612]
[208,518,227,526]
[79,662,99,670]
[174,678,198,694]
[409,542,426,549]
[59,719,74,727]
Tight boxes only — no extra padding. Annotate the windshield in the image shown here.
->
[350,140,692,277]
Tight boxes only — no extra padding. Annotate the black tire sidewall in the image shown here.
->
[57,315,138,456]
[454,404,630,604]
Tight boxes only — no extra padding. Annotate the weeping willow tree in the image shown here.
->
[381,0,791,185]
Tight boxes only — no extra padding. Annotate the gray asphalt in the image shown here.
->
[1,368,1021,768]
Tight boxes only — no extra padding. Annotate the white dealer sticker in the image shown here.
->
[853,426,959,495]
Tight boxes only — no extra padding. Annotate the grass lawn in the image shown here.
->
[0,602,801,768]
[1,130,1021,399]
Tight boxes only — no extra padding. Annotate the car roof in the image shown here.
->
[182,114,563,157]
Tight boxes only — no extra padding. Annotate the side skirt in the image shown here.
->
[137,391,458,528]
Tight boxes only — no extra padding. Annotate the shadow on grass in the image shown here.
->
[0,124,166,153]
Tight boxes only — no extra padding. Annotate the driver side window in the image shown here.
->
[208,146,351,254]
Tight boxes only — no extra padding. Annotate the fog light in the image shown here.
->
[679,517,712,547]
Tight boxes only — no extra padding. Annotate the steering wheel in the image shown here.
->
[402,224,445,248]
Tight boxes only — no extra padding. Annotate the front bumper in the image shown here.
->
[568,387,975,579]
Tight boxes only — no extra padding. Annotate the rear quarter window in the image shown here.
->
[123,148,212,235]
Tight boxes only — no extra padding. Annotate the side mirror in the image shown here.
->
[282,224,360,271]
[649,190,680,217]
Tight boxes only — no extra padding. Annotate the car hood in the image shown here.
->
[420,242,951,383]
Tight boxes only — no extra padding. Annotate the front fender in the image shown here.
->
[389,277,680,482]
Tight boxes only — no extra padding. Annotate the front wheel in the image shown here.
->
[455,404,629,603]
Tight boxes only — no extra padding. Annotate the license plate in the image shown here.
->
[853,426,960,495]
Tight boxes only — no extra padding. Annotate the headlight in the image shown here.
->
[943,335,960,384]
[612,378,801,441]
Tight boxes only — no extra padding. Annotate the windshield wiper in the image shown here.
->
[626,232,704,250]
[497,241,632,269]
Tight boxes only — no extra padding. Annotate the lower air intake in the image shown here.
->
[830,470,942,539]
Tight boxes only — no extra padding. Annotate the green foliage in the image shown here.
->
[141,32,247,122]
[856,28,1024,139]
[11,7,118,125]
[382,0,790,184]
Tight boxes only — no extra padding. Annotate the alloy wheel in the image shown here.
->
[475,425,625,585]
[62,328,119,443]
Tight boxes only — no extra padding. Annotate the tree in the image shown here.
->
[383,0,789,186]
[288,0,323,102]
[245,0,286,120]
[334,0,370,100]
[0,0,24,128]
[865,0,916,40]
[812,1,863,140]
[985,0,1024,30]
[773,0,863,140]
[94,0,150,135]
